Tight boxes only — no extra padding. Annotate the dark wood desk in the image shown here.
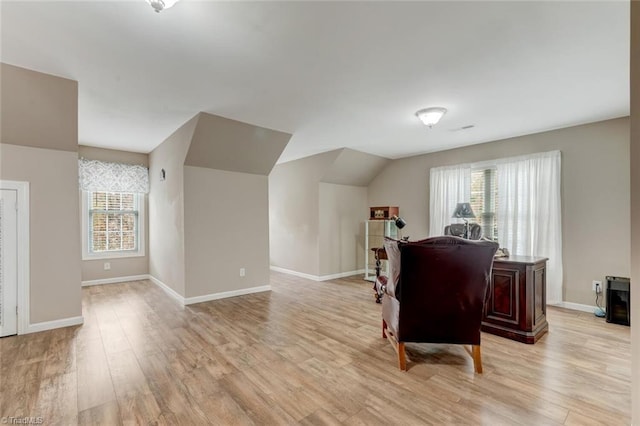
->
[482,256,549,344]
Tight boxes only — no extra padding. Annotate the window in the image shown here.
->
[82,191,145,259]
[78,159,148,260]
[470,168,498,240]
[429,150,562,304]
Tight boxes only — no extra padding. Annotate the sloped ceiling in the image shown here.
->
[0,63,78,152]
[0,2,629,162]
[320,148,390,187]
[185,112,291,175]
[273,147,389,187]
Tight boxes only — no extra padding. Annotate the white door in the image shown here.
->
[0,189,18,337]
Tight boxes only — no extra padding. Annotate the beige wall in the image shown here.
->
[270,149,389,278]
[269,151,338,276]
[1,63,77,152]
[78,145,148,166]
[184,166,270,297]
[82,257,148,283]
[0,64,81,326]
[630,1,639,422]
[148,117,197,297]
[369,118,630,306]
[318,183,367,276]
[150,112,288,298]
[78,146,149,281]
[0,144,82,323]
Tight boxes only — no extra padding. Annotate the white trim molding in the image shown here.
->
[148,275,185,305]
[270,266,364,282]
[551,301,601,314]
[26,316,84,334]
[184,285,271,306]
[82,274,150,287]
[1,180,30,335]
[81,190,146,261]
[319,270,365,281]
[148,275,271,307]
[270,266,319,281]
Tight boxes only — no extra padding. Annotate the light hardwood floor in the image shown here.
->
[0,272,630,425]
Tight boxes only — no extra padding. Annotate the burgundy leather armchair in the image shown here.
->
[377,236,498,373]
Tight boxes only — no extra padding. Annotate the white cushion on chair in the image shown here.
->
[383,238,401,298]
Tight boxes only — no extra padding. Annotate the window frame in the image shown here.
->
[81,190,146,260]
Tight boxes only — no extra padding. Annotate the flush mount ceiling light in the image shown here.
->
[415,107,447,128]
[146,0,179,13]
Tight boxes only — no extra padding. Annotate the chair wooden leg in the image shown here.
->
[384,326,407,371]
[397,342,406,371]
[472,345,483,374]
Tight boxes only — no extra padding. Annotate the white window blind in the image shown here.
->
[89,192,138,253]
[470,168,498,240]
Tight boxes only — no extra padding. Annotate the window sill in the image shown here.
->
[82,251,146,261]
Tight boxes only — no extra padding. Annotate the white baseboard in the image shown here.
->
[550,301,601,314]
[26,316,84,334]
[148,275,268,306]
[270,266,319,281]
[148,275,185,305]
[319,270,365,281]
[270,266,364,282]
[81,274,150,287]
[184,285,271,305]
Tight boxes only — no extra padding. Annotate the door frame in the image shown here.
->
[1,180,30,335]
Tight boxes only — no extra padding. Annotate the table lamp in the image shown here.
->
[391,215,408,241]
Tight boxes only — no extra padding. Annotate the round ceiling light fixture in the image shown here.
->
[146,0,179,13]
[415,107,447,128]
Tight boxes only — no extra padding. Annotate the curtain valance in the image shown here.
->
[79,159,149,194]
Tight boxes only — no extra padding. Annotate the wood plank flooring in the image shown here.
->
[0,272,631,425]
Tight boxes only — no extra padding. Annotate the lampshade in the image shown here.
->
[146,0,179,12]
[415,107,447,127]
[391,215,407,229]
[452,202,475,219]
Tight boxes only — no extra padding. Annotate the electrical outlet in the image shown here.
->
[104,262,111,271]
[592,280,602,293]
[240,268,246,277]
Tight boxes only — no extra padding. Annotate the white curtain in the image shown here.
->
[78,159,149,194]
[496,150,563,304]
[429,164,471,236]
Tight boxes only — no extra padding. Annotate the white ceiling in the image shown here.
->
[1,1,630,163]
